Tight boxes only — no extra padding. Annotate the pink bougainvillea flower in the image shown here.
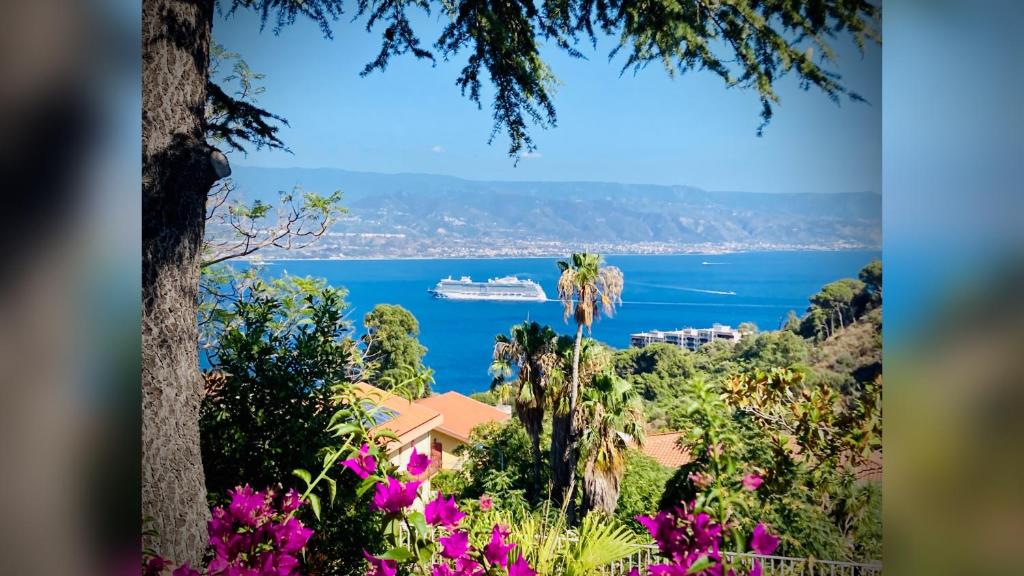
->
[281,488,303,513]
[508,553,536,576]
[440,530,471,559]
[688,471,713,490]
[742,473,763,491]
[455,557,483,576]
[431,563,455,576]
[170,563,201,576]
[648,563,687,576]
[259,550,300,576]
[271,517,314,554]
[341,444,378,479]
[426,493,467,527]
[749,559,763,576]
[636,511,684,557]
[483,525,515,567]
[478,495,493,511]
[143,556,172,576]
[626,569,641,576]
[364,550,398,576]
[750,523,780,556]
[407,446,430,476]
[372,477,421,513]
[228,484,268,527]
[691,512,722,549]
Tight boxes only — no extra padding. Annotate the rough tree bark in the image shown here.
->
[550,321,584,524]
[142,0,221,565]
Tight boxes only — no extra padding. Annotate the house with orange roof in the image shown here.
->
[353,383,445,494]
[415,391,510,470]
[640,432,693,468]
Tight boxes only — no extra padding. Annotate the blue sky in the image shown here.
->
[214,9,880,193]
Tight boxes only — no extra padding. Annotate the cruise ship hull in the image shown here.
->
[429,290,547,302]
[429,275,547,302]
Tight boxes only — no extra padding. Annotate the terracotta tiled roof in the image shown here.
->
[641,432,693,468]
[415,391,510,442]
[353,383,443,453]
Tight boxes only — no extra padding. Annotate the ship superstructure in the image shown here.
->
[429,276,547,302]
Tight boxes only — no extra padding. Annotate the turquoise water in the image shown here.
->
[252,251,879,395]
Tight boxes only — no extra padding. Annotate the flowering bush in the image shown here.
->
[633,503,779,576]
[143,486,314,576]
[337,442,539,576]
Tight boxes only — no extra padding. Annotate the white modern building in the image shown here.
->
[630,323,743,351]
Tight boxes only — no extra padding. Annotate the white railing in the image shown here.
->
[396,527,881,576]
[601,544,881,576]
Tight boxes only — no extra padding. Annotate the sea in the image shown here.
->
[246,250,880,396]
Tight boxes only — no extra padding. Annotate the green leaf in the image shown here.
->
[332,423,360,437]
[292,469,312,486]
[325,477,338,505]
[408,511,428,537]
[357,476,379,497]
[308,493,321,520]
[379,547,413,562]
[418,545,434,565]
[686,556,712,575]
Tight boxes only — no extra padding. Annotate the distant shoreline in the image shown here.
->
[244,247,881,264]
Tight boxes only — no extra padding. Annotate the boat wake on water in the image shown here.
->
[542,299,780,308]
[631,281,737,296]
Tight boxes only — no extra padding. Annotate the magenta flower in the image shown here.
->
[341,444,378,479]
[688,471,713,489]
[742,473,763,491]
[372,477,421,513]
[228,484,268,527]
[271,517,314,554]
[440,530,471,559]
[455,557,483,576]
[426,493,467,527]
[750,523,780,555]
[483,525,515,567]
[750,560,763,576]
[432,563,455,576]
[508,553,536,576]
[479,495,493,511]
[407,446,431,476]
[170,564,200,576]
[281,488,303,513]
[364,550,398,576]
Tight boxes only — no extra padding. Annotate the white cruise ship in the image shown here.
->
[429,276,547,302]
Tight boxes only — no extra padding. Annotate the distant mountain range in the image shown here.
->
[217,166,881,259]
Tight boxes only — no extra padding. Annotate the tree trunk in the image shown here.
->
[530,432,543,505]
[581,461,620,517]
[553,322,585,524]
[142,0,219,566]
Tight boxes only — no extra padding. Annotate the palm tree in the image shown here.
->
[578,371,646,516]
[553,253,624,516]
[490,321,561,503]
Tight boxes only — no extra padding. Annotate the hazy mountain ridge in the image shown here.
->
[221,166,881,258]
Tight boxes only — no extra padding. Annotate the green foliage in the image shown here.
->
[452,420,540,512]
[206,41,288,153]
[203,183,347,267]
[497,508,643,576]
[733,330,811,373]
[362,304,430,397]
[578,371,646,515]
[613,343,696,401]
[226,0,879,157]
[200,282,357,494]
[615,451,674,529]
[199,276,409,575]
